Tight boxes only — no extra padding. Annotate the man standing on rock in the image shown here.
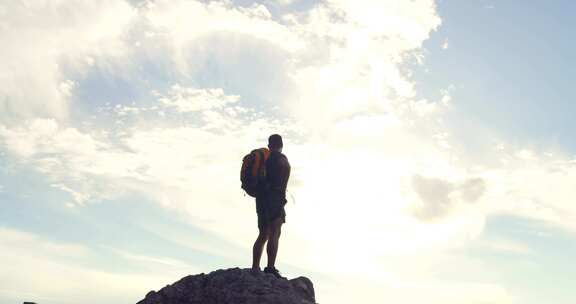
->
[252,134,291,279]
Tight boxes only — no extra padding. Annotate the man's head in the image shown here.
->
[268,134,283,152]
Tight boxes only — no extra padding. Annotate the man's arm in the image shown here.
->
[280,155,291,192]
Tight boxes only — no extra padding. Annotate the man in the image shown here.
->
[252,134,291,279]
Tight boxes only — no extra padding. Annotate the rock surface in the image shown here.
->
[136,268,316,304]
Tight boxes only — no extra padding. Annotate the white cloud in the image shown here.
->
[144,0,302,50]
[323,0,440,47]
[317,274,515,304]
[277,0,442,132]
[143,0,304,77]
[103,246,198,273]
[158,85,240,113]
[0,119,99,159]
[0,227,89,258]
[0,83,300,251]
[0,227,196,304]
[476,149,576,232]
[442,38,449,49]
[0,0,136,121]
[410,175,485,222]
[51,183,91,206]
[477,237,533,255]
[0,0,493,280]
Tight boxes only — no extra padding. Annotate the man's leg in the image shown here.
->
[266,217,284,268]
[252,227,269,271]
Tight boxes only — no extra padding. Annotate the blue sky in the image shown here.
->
[0,1,575,304]
[414,0,576,152]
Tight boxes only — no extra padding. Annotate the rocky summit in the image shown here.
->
[136,268,316,304]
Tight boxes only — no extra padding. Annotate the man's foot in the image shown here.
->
[250,267,261,275]
[264,266,286,279]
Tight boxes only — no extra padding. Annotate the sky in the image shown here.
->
[0,0,575,303]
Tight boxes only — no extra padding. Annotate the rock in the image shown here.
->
[136,268,316,304]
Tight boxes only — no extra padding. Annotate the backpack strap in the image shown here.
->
[251,150,261,177]
[252,148,270,177]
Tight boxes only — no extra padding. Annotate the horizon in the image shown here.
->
[1,1,575,303]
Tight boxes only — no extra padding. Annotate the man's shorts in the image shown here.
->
[255,190,287,229]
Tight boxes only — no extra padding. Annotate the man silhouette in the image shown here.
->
[252,134,291,279]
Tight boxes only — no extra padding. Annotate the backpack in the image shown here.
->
[240,148,270,197]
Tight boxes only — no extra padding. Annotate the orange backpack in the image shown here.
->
[240,148,270,197]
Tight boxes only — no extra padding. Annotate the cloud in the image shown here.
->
[0,227,89,258]
[0,227,197,304]
[317,274,515,304]
[476,237,533,255]
[0,82,300,248]
[0,119,100,160]
[411,175,485,222]
[0,0,136,121]
[158,85,240,113]
[103,246,198,273]
[477,148,576,232]
[0,228,176,303]
[144,0,303,53]
[0,0,494,273]
[51,183,92,207]
[442,38,449,49]
[281,0,441,129]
